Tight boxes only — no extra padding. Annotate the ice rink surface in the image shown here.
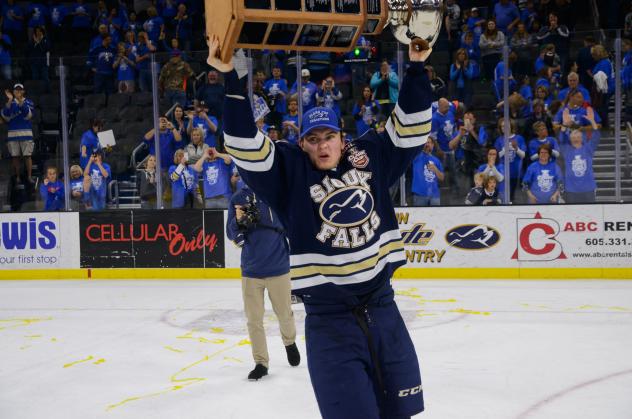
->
[1,279,631,419]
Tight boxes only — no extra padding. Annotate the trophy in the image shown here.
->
[205,0,443,62]
[386,0,444,48]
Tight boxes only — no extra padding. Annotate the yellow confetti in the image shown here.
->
[164,346,184,353]
[107,340,245,411]
[63,356,94,368]
[449,308,491,316]
[0,317,52,331]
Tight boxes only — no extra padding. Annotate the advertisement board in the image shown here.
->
[395,205,632,269]
[79,210,225,269]
[0,212,80,270]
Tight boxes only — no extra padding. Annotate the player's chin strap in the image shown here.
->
[351,302,387,412]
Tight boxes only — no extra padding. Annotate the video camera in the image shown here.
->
[237,195,260,230]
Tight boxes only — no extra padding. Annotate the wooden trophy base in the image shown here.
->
[205,0,370,63]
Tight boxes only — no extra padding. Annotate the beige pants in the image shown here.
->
[242,273,296,368]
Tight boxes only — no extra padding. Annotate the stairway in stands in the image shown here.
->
[593,116,632,203]
[110,173,142,209]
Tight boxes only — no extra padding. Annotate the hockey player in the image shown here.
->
[208,35,432,419]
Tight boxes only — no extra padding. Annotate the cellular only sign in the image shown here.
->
[0,213,80,269]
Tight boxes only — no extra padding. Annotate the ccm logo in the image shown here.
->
[398,384,423,397]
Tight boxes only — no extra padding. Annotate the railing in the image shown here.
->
[626,122,632,179]
[108,180,120,210]
[589,0,607,44]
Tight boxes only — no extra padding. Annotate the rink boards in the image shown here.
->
[1,205,631,280]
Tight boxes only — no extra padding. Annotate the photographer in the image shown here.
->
[315,76,343,118]
[83,150,111,211]
[226,184,299,381]
[186,101,218,147]
[192,146,233,209]
[370,59,399,116]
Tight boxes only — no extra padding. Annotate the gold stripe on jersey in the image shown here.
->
[225,136,272,162]
[290,240,404,279]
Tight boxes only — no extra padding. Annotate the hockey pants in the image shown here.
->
[304,284,424,419]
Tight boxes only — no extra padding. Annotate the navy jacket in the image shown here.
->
[226,186,290,279]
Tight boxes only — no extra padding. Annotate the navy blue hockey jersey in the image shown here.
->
[223,62,432,302]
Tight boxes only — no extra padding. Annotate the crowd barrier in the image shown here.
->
[1,205,631,280]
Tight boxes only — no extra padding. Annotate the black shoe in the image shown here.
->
[285,343,300,367]
[247,364,268,381]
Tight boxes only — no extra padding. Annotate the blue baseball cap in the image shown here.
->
[300,107,341,138]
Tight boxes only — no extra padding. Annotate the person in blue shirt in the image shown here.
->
[560,126,600,204]
[124,11,140,35]
[370,59,399,116]
[25,3,48,39]
[494,118,526,201]
[466,7,485,40]
[264,65,289,125]
[135,31,156,92]
[431,98,457,154]
[493,0,521,34]
[80,118,104,169]
[591,44,615,128]
[40,167,65,211]
[2,0,24,42]
[624,39,632,119]
[450,48,476,108]
[534,84,552,111]
[83,151,111,211]
[94,1,108,28]
[523,143,563,204]
[282,97,300,144]
[49,3,67,44]
[226,183,299,381]
[187,101,219,147]
[113,42,137,93]
[411,136,444,206]
[461,31,481,69]
[193,146,234,209]
[104,8,124,46]
[557,72,591,104]
[493,51,517,102]
[2,84,35,183]
[168,149,198,208]
[88,34,116,94]
[143,6,164,44]
[161,0,178,26]
[143,116,183,172]
[70,0,92,31]
[528,121,560,162]
[553,90,602,142]
[172,3,192,52]
[518,76,533,101]
[89,24,110,53]
[289,68,318,113]
[352,86,380,137]
[0,30,12,80]
[50,4,67,29]
[477,147,506,198]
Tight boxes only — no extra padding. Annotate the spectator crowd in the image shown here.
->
[0,0,630,211]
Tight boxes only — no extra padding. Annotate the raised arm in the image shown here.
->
[207,35,296,212]
[377,39,433,186]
